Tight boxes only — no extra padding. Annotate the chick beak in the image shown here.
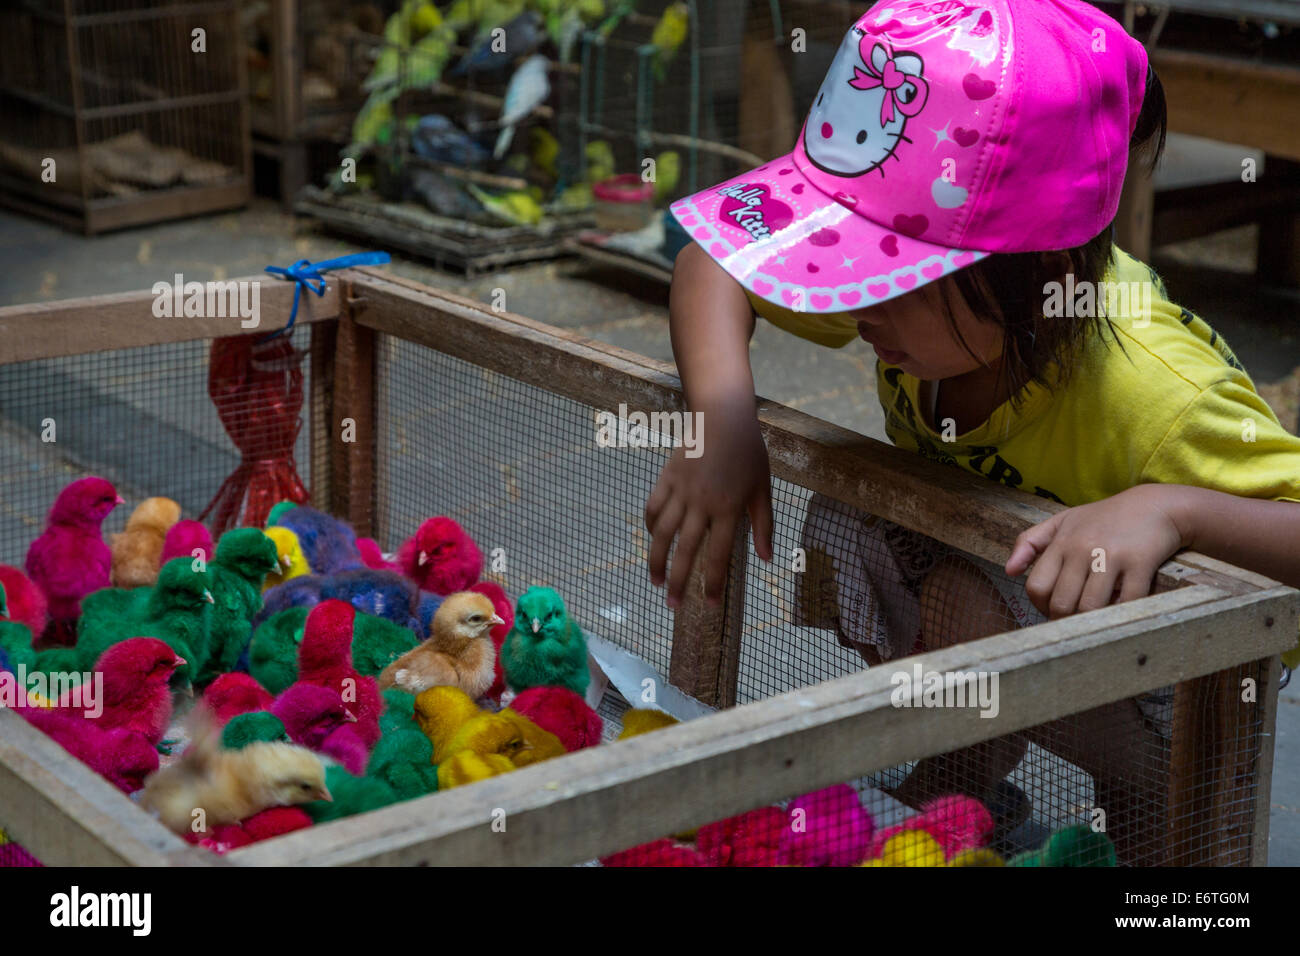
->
[317,786,333,802]
[173,656,187,669]
[418,551,430,567]
[531,618,541,634]
[281,554,293,568]
[490,613,505,626]
[344,709,358,723]
[202,590,215,604]
[114,495,125,506]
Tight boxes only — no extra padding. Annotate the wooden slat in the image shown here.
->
[330,281,378,537]
[228,584,1297,866]
[0,276,342,365]
[0,709,217,867]
[1251,655,1280,866]
[669,521,749,708]
[1153,49,1300,163]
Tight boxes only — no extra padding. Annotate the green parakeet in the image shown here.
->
[468,182,544,226]
[652,149,680,205]
[584,139,615,183]
[529,126,559,179]
[650,2,689,81]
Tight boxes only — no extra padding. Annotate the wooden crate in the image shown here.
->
[0,268,1295,866]
[0,0,251,235]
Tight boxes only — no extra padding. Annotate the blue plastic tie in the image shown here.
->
[261,251,392,341]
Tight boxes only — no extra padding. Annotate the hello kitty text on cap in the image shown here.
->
[671,0,1149,314]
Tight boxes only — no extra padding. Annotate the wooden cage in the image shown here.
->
[0,268,1294,866]
[0,0,251,235]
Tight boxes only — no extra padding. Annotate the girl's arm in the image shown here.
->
[1006,483,1300,618]
[646,243,775,607]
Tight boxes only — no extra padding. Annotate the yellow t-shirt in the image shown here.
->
[747,248,1300,508]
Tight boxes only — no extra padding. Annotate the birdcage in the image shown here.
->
[0,0,250,235]
[244,0,405,205]
[0,267,1293,866]
[562,0,861,277]
[291,4,595,275]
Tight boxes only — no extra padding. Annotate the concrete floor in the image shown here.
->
[2,171,1299,863]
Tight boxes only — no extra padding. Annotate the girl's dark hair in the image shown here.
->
[944,66,1168,406]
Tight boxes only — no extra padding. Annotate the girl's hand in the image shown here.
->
[1005,484,1190,619]
[645,408,774,607]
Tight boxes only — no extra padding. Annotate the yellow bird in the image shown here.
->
[262,527,309,592]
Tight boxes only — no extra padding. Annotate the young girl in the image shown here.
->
[645,0,1300,861]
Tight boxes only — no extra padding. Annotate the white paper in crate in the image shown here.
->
[583,629,715,722]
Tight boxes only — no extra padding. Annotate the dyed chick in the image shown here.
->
[248,606,310,695]
[160,519,213,565]
[367,729,437,800]
[378,591,502,698]
[510,685,602,751]
[76,558,214,677]
[202,529,281,682]
[356,537,395,571]
[265,500,299,526]
[398,517,482,595]
[25,476,122,644]
[75,561,209,677]
[262,526,310,592]
[21,707,158,794]
[110,497,181,588]
[0,565,49,637]
[413,685,483,763]
[271,683,357,750]
[203,672,274,725]
[379,686,417,737]
[141,713,330,834]
[351,611,419,678]
[776,784,875,867]
[221,711,289,750]
[297,600,382,746]
[82,638,186,746]
[272,506,362,574]
[304,766,395,823]
[500,586,589,697]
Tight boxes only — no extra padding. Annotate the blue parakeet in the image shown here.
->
[493,54,551,159]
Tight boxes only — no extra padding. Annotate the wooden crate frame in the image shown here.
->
[0,268,1295,866]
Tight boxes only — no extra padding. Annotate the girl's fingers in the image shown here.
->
[666,511,709,607]
[644,475,671,533]
[1077,556,1119,613]
[647,495,687,587]
[749,484,774,563]
[1006,512,1063,577]
[1044,552,1089,620]
[1023,544,1064,616]
[703,515,737,603]
[1116,562,1160,605]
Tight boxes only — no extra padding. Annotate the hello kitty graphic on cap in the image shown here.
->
[671,0,1149,314]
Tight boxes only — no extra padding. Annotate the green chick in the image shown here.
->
[249,606,310,696]
[266,500,299,527]
[379,686,418,737]
[222,712,289,750]
[367,729,438,800]
[202,529,281,683]
[500,586,589,697]
[352,612,420,678]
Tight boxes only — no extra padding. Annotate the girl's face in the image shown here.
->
[850,275,1004,381]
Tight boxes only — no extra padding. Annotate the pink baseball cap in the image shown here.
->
[671,0,1149,314]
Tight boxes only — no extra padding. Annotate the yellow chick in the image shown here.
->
[438,751,515,790]
[140,714,330,835]
[262,527,309,592]
[617,708,678,739]
[110,497,182,588]
[862,830,947,867]
[947,848,1005,867]
[413,685,483,763]
[445,709,565,767]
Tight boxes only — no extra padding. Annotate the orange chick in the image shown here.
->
[378,591,502,698]
[110,497,182,588]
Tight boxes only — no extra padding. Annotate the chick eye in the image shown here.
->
[299,782,312,791]
[469,614,483,623]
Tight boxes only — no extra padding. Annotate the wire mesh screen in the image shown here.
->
[374,330,1270,867]
[0,329,318,567]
